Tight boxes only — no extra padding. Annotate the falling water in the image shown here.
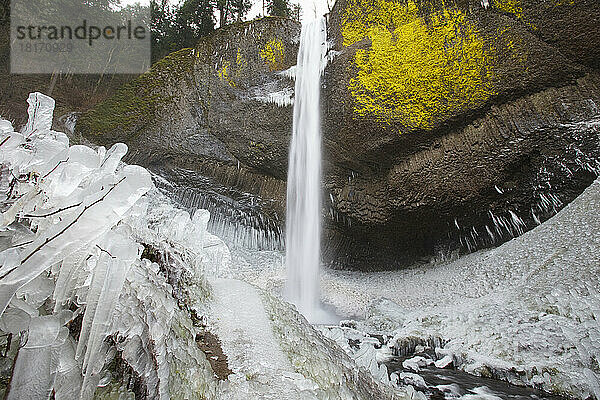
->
[285,17,327,322]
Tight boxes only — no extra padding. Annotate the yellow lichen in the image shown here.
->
[217,49,247,86]
[236,49,246,67]
[259,39,285,71]
[343,0,496,130]
[218,62,236,87]
[236,49,247,78]
[494,0,524,18]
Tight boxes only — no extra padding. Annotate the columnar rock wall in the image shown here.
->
[322,0,600,269]
[77,2,600,269]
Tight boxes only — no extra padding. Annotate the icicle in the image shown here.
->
[77,227,138,400]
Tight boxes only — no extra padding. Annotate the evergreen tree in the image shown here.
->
[175,0,215,47]
[216,0,252,27]
[231,0,252,22]
[150,0,215,61]
[267,0,291,18]
[150,0,178,61]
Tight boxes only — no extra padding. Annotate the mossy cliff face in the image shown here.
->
[342,0,496,130]
[77,3,600,270]
[77,17,300,220]
[322,0,600,269]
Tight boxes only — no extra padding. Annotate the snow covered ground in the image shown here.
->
[4,91,599,400]
[231,177,600,399]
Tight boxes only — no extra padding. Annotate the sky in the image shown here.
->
[119,0,330,23]
[246,0,330,21]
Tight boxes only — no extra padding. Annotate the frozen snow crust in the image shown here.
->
[0,93,402,400]
[316,179,600,399]
[220,147,600,399]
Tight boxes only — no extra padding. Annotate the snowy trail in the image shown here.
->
[208,278,319,399]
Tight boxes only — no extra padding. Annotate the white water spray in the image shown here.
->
[285,17,328,323]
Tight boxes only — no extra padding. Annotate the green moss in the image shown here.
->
[343,0,497,130]
[77,48,195,141]
[78,16,297,140]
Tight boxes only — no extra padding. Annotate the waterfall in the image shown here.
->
[285,17,328,323]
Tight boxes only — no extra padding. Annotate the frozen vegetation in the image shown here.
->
[0,93,404,399]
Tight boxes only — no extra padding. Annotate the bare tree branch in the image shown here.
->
[24,201,82,218]
[95,244,116,259]
[20,176,127,265]
[5,240,34,250]
[42,158,69,179]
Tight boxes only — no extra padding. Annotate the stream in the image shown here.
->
[385,357,564,400]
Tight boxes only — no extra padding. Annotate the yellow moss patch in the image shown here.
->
[343,0,496,130]
[217,49,247,86]
[259,39,285,71]
[218,62,236,87]
[493,0,523,18]
[236,49,247,78]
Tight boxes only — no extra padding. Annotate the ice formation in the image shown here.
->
[153,169,284,252]
[253,88,295,107]
[316,178,600,399]
[0,93,231,399]
[0,93,403,400]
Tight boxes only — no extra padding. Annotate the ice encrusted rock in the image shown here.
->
[398,373,427,390]
[319,325,393,386]
[434,355,453,369]
[401,356,431,373]
[0,93,408,400]
[261,291,409,399]
[386,178,600,399]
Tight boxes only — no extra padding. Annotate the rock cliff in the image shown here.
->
[322,0,600,268]
[77,17,300,245]
[77,1,600,269]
